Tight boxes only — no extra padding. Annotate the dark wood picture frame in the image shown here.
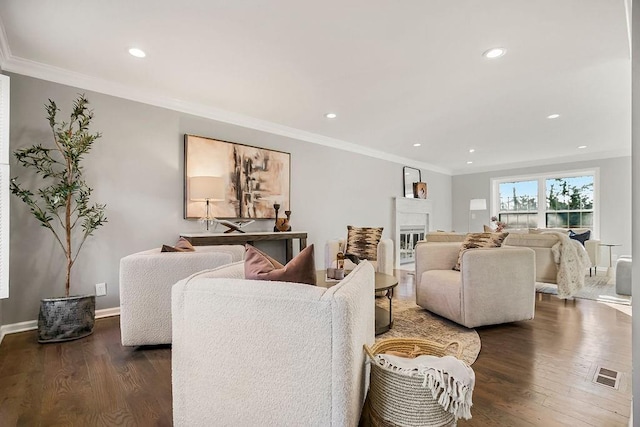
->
[403,166,422,198]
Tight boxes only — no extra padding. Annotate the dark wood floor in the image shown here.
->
[0,271,631,426]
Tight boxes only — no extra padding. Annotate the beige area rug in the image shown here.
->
[375,298,481,365]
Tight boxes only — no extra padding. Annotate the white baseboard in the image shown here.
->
[0,306,120,345]
[96,307,121,319]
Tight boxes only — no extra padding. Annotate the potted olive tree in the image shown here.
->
[11,94,107,343]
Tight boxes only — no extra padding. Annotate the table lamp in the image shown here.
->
[190,176,225,231]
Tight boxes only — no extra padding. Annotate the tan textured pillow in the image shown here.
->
[244,244,316,285]
[161,237,195,252]
[453,232,509,271]
[345,226,383,261]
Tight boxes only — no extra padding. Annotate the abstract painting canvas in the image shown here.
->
[184,134,290,219]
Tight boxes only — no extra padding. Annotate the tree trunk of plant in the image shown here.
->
[65,194,72,297]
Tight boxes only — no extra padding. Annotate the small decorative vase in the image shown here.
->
[274,205,292,232]
[37,294,96,343]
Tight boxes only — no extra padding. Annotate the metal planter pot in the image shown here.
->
[37,294,96,343]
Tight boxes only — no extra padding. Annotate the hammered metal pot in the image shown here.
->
[37,295,96,343]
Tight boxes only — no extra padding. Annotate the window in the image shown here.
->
[545,175,593,229]
[492,170,597,234]
[498,180,538,228]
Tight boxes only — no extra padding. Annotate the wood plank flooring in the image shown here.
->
[0,271,631,426]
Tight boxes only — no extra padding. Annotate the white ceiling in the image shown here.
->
[0,0,631,175]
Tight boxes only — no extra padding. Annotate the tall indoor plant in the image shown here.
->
[11,94,107,342]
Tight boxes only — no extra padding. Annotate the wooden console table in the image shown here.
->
[180,231,308,263]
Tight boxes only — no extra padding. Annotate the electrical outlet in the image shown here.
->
[95,282,107,296]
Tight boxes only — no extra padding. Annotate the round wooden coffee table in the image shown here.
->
[316,270,399,335]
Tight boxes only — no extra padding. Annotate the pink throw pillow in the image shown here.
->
[244,244,316,286]
[161,237,195,252]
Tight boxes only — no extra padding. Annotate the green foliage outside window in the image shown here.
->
[546,177,593,211]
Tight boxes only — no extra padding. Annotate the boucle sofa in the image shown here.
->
[119,245,244,346]
[172,261,375,426]
[426,229,599,284]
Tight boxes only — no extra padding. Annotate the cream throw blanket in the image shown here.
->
[375,354,475,420]
[546,232,591,298]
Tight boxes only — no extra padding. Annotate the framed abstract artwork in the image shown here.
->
[184,134,290,219]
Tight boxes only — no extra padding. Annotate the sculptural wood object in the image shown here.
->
[273,204,292,232]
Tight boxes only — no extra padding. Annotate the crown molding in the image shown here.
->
[0,49,627,179]
[0,19,451,176]
[451,147,631,176]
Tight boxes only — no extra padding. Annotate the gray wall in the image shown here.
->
[452,157,632,265]
[2,72,452,325]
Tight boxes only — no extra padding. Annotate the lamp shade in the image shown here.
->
[469,198,487,211]
[190,176,225,201]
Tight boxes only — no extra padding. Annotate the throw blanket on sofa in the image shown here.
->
[376,354,474,420]
[547,232,591,298]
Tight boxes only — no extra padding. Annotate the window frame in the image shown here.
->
[490,168,600,238]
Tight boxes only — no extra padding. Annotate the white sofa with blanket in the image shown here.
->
[119,245,245,346]
[426,229,599,284]
[172,261,375,426]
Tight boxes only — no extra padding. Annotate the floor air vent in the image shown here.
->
[592,366,621,389]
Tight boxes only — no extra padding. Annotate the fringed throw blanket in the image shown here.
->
[375,354,475,420]
[546,232,591,298]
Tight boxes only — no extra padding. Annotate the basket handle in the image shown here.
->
[363,344,377,361]
[443,341,463,358]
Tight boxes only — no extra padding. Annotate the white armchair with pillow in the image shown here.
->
[325,226,393,275]
[119,244,245,346]
[415,239,536,328]
[171,261,375,426]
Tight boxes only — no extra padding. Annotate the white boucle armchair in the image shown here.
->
[325,238,394,274]
[119,245,244,346]
[415,241,536,328]
[171,261,375,427]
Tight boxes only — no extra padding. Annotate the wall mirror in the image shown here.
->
[403,166,421,198]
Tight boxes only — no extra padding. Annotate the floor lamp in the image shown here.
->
[468,198,487,232]
[190,176,225,231]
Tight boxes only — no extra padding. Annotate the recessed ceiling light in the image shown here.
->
[482,47,506,59]
[469,148,475,153]
[467,161,473,164]
[547,114,560,119]
[578,145,587,149]
[413,143,421,147]
[325,113,337,119]
[129,48,146,58]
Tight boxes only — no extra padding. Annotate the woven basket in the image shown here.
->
[364,338,463,427]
